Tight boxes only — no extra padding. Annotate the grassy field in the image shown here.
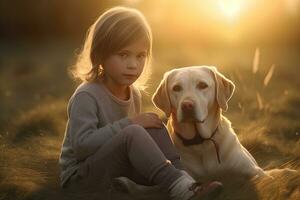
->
[0,41,299,200]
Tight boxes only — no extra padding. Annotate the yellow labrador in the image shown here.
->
[152,66,266,180]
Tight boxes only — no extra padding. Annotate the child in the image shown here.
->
[59,6,223,200]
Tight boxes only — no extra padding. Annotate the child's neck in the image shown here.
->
[102,79,130,100]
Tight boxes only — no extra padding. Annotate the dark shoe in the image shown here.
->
[188,181,223,200]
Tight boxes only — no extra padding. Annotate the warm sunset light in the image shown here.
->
[0,1,299,200]
[218,0,247,20]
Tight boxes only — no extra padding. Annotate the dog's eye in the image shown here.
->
[197,82,208,89]
[172,85,182,92]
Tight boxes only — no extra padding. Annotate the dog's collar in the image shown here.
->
[175,124,221,164]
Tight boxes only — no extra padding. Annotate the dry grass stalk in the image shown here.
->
[253,47,260,74]
[264,64,275,87]
[256,92,264,110]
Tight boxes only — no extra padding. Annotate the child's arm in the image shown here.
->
[68,92,131,161]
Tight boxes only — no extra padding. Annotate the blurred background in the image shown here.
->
[0,0,300,124]
[0,0,299,199]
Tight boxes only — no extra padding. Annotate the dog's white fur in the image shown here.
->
[152,66,266,179]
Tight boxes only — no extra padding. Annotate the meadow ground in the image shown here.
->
[0,41,299,200]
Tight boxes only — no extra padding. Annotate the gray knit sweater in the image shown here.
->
[59,80,141,187]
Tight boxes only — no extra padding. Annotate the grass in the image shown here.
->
[0,42,299,199]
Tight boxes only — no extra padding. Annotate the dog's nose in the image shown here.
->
[181,100,194,111]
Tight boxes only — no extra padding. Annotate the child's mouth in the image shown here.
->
[123,74,136,78]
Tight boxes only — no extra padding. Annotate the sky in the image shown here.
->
[0,0,299,47]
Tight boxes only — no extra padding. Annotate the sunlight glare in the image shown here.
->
[286,0,300,15]
[218,0,247,20]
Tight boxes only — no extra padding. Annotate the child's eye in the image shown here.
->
[137,53,146,59]
[118,52,128,58]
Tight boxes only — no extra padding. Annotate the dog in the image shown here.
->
[152,66,267,180]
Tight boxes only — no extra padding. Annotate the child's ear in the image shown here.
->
[208,66,235,111]
[152,71,172,117]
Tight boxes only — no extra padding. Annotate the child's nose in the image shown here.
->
[127,58,138,69]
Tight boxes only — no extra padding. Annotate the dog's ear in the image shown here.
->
[209,66,235,111]
[152,71,172,117]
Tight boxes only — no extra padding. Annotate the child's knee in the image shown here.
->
[146,126,168,136]
[122,124,148,137]
[124,124,144,131]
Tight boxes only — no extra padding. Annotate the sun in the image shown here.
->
[218,0,247,20]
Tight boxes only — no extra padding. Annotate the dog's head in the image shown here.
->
[152,66,235,123]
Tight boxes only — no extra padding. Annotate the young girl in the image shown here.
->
[59,6,223,200]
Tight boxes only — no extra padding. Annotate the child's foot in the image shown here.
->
[188,181,223,200]
[168,172,223,200]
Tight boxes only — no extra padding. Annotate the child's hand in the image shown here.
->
[130,112,164,128]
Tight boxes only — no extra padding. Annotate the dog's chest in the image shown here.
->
[172,135,226,176]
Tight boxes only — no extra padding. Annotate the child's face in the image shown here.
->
[102,38,148,87]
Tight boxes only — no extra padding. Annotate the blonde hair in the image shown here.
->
[70,6,152,91]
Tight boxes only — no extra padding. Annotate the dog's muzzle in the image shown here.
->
[181,100,199,122]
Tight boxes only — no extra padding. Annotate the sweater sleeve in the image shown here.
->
[68,92,132,161]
